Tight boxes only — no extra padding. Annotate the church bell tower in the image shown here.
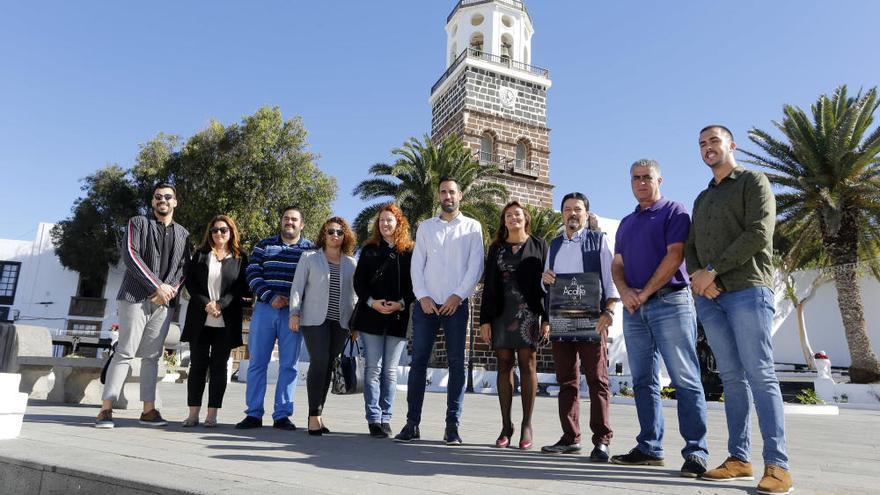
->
[430,0,553,208]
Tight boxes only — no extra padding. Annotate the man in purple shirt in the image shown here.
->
[609,159,709,478]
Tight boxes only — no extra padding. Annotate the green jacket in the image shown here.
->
[685,166,776,292]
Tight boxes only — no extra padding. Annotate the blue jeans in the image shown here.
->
[695,286,789,469]
[244,301,303,421]
[406,300,469,428]
[623,287,708,460]
[360,332,407,424]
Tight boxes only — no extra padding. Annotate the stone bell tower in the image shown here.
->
[430,0,553,208]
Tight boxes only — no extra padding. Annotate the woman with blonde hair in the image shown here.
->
[352,204,415,437]
[289,216,357,435]
[182,214,250,427]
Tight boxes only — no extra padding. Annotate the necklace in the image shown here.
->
[212,248,228,261]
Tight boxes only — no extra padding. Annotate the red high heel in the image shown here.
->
[519,425,533,450]
[494,427,514,448]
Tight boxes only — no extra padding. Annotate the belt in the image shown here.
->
[649,285,688,300]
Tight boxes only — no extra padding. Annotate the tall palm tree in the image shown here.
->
[741,85,880,383]
[525,204,562,243]
[352,135,508,243]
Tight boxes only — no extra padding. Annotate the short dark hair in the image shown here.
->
[153,182,176,196]
[699,124,735,141]
[438,176,460,190]
[280,206,304,222]
[560,192,589,212]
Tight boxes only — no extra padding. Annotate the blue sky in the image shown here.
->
[2,1,879,241]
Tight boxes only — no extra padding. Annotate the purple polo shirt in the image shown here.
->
[614,197,691,289]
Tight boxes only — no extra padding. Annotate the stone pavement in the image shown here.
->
[1,381,878,494]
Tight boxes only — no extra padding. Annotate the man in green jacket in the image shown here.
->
[685,125,792,495]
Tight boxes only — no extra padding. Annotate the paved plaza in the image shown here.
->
[1,381,878,494]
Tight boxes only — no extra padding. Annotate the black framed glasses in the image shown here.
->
[325,228,344,236]
[210,227,230,235]
[153,193,174,201]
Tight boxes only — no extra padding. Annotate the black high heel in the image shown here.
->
[308,416,323,436]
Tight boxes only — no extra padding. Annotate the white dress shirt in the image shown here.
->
[205,253,227,327]
[545,227,620,300]
[411,212,484,303]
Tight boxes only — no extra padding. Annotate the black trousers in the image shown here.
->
[187,328,232,408]
[301,319,349,416]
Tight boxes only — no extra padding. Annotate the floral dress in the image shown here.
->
[491,242,541,349]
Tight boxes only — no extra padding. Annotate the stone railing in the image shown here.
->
[432,48,550,95]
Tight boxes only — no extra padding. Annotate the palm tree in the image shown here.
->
[352,134,508,243]
[525,204,562,243]
[741,85,880,383]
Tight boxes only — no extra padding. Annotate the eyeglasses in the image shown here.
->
[153,193,174,201]
[631,175,655,183]
[210,227,230,235]
[325,228,344,236]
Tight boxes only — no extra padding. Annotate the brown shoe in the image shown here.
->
[94,409,114,429]
[138,409,168,427]
[757,464,793,494]
[702,456,754,481]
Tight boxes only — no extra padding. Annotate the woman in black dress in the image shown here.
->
[479,201,548,450]
[182,214,249,427]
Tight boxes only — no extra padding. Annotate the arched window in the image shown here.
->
[480,132,495,164]
[470,32,484,54]
[515,140,528,168]
[501,34,514,62]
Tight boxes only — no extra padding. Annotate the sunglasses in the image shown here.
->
[325,228,344,236]
[210,227,230,235]
[153,193,174,201]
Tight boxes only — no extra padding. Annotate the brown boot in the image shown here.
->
[702,456,754,481]
[757,464,793,494]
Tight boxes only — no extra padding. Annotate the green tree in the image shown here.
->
[741,85,880,383]
[352,135,507,243]
[132,107,337,249]
[50,165,141,292]
[524,204,562,243]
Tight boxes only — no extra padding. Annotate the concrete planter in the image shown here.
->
[815,378,880,409]
[0,373,28,439]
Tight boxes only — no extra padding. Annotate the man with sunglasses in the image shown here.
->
[96,183,191,428]
[609,159,709,477]
[236,206,314,431]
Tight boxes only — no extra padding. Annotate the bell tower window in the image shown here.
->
[470,32,484,54]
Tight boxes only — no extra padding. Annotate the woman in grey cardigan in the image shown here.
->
[288,216,357,435]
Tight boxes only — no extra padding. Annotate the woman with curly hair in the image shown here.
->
[352,204,415,438]
[288,216,357,435]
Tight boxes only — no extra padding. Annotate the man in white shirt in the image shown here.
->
[540,192,619,461]
[394,177,484,445]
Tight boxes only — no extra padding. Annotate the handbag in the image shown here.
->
[331,336,364,395]
[99,342,117,385]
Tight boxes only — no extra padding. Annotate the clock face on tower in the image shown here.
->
[500,87,517,109]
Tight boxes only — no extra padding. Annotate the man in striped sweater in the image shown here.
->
[236,206,314,430]
[96,183,190,428]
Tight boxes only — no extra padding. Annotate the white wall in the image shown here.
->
[772,268,880,368]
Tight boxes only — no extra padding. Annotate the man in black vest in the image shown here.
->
[540,192,619,461]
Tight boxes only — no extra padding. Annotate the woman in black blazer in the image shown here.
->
[351,203,415,438]
[182,214,249,427]
[479,201,548,450]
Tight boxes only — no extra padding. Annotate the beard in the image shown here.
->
[154,206,170,217]
[441,201,457,213]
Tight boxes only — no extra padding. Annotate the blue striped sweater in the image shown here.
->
[246,235,314,304]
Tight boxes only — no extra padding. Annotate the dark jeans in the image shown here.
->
[552,338,613,446]
[301,319,349,416]
[187,327,232,408]
[406,300,469,428]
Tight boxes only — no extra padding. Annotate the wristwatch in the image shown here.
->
[705,263,717,275]
[603,308,615,317]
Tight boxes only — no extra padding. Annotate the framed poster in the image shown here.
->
[547,272,606,343]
